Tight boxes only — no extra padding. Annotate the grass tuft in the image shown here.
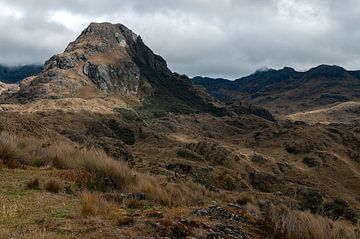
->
[265,204,360,239]
[27,178,40,190]
[45,180,61,194]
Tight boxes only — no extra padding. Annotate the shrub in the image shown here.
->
[301,190,323,214]
[106,120,135,145]
[324,198,358,223]
[45,180,61,193]
[6,159,21,169]
[27,178,40,190]
[237,192,256,206]
[176,149,204,161]
[302,157,319,167]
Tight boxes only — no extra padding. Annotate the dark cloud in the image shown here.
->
[0,0,359,78]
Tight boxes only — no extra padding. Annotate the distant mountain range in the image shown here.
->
[0,65,42,84]
[193,65,360,114]
[2,33,359,117]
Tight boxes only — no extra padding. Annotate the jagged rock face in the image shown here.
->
[84,62,140,94]
[17,23,156,99]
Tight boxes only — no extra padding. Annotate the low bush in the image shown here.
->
[324,198,358,223]
[27,178,40,190]
[301,190,323,214]
[45,180,61,193]
[237,192,256,206]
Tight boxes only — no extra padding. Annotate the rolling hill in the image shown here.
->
[193,65,360,114]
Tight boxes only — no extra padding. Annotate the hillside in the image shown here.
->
[0,64,42,84]
[0,23,359,238]
[287,101,360,124]
[193,65,360,114]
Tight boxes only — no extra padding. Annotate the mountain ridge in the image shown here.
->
[193,64,360,114]
[0,64,42,84]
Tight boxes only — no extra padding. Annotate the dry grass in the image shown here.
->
[81,191,134,225]
[45,180,61,193]
[237,192,257,205]
[0,132,208,206]
[244,203,261,218]
[81,191,110,217]
[27,178,40,190]
[0,133,18,161]
[265,204,360,239]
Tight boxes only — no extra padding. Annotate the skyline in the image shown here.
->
[1,0,360,78]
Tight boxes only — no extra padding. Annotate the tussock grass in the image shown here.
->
[81,191,134,225]
[265,204,360,239]
[27,178,40,190]
[237,192,256,205]
[45,180,61,193]
[0,132,208,206]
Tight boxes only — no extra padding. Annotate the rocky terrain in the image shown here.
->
[0,22,359,239]
[193,65,360,114]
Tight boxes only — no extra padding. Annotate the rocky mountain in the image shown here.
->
[13,23,222,116]
[0,64,42,83]
[193,65,360,114]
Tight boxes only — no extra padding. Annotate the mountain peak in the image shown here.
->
[15,22,150,100]
[306,64,348,79]
[7,22,219,116]
[65,22,139,55]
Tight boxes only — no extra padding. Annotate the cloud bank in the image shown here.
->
[0,0,359,78]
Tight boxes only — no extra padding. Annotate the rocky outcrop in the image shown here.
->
[16,23,145,100]
[0,82,19,97]
[84,62,140,94]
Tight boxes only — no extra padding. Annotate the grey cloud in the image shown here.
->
[0,0,359,78]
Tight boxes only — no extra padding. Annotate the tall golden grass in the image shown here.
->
[0,132,207,206]
[265,204,360,239]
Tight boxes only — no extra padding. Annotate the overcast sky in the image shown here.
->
[0,0,359,78]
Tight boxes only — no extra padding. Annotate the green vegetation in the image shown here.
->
[134,58,225,118]
[324,198,358,223]
[301,190,323,214]
[300,190,358,223]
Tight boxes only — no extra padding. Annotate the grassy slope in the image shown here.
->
[0,168,81,239]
